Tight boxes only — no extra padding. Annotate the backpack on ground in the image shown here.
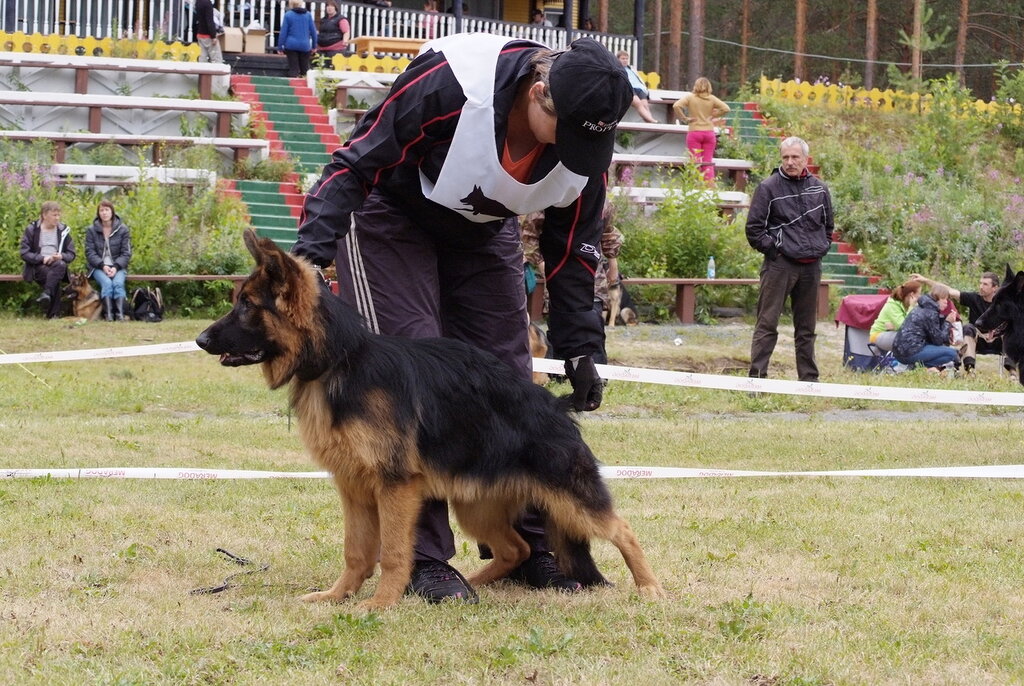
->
[130,287,164,322]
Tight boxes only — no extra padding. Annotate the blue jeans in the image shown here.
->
[904,344,958,369]
[92,268,127,299]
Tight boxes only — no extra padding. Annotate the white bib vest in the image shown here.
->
[418,33,588,223]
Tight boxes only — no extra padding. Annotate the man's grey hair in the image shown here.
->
[780,136,809,156]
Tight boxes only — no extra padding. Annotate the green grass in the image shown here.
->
[2,315,1023,684]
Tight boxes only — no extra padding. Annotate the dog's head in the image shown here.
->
[974,265,1024,338]
[196,229,326,389]
[63,272,92,300]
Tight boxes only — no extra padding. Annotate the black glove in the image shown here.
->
[564,355,604,412]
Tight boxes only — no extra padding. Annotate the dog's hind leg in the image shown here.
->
[454,500,531,586]
[359,478,424,610]
[301,490,379,604]
[596,512,666,599]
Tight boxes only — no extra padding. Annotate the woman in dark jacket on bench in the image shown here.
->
[85,200,133,321]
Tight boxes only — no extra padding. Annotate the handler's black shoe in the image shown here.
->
[407,560,478,604]
[507,551,583,593]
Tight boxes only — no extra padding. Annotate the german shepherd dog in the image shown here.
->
[196,230,665,610]
[63,272,103,321]
[974,265,1024,385]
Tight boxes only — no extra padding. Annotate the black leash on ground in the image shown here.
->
[189,548,270,595]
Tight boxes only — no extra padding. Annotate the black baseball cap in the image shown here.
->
[549,38,633,177]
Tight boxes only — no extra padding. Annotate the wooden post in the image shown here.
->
[678,284,696,324]
[198,73,212,100]
[74,67,89,94]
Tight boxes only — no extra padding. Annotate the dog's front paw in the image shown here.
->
[638,583,668,600]
[300,590,349,603]
[356,596,400,612]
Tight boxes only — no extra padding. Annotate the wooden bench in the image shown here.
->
[612,153,754,191]
[0,130,269,164]
[351,36,425,56]
[0,91,249,138]
[622,277,844,324]
[0,52,230,99]
[0,273,247,302]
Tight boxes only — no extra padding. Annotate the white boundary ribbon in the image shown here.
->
[5,464,1024,480]
[1,341,1022,406]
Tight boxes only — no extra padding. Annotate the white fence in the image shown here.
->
[0,1,636,60]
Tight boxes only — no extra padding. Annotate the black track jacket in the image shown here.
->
[745,167,834,262]
[293,39,607,359]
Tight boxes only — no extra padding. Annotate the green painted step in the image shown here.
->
[263,112,320,128]
[245,202,294,218]
[826,273,871,287]
[236,190,288,205]
[270,130,325,144]
[254,226,300,242]
[257,103,311,117]
[823,253,856,264]
[281,141,329,155]
[837,284,885,295]
[235,179,285,192]
[822,263,862,276]
[248,212,299,229]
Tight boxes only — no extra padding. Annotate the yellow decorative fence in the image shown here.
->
[328,53,411,73]
[0,31,199,61]
[760,76,1021,118]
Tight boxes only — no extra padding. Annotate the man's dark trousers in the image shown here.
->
[32,261,67,318]
[749,256,820,382]
[333,190,545,562]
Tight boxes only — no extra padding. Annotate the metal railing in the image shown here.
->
[0,1,635,60]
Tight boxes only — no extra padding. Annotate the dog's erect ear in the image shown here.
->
[244,228,278,265]
[1014,269,1024,294]
[243,227,302,287]
[1005,264,1015,285]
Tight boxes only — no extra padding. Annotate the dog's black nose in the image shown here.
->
[195,331,211,350]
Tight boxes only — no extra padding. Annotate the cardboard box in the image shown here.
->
[243,28,268,54]
[218,27,244,53]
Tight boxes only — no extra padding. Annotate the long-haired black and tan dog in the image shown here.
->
[196,230,665,610]
[974,265,1024,385]
[63,272,103,321]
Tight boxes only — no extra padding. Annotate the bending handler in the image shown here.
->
[292,34,633,603]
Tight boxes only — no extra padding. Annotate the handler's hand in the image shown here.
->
[565,355,603,412]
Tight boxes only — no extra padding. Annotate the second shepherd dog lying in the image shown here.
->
[196,230,665,609]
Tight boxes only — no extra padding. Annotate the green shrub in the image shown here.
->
[0,167,250,312]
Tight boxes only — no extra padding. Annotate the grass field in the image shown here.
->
[2,314,1023,685]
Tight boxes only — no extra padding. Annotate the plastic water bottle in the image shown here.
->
[706,256,716,279]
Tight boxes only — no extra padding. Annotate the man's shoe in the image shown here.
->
[406,560,478,604]
[35,293,51,305]
[507,551,582,592]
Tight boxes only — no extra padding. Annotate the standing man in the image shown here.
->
[192,0,224,64]
[292,35,632,604]
[910,271,1005,373]
[19,201,75,319]
[745,136,834,381]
